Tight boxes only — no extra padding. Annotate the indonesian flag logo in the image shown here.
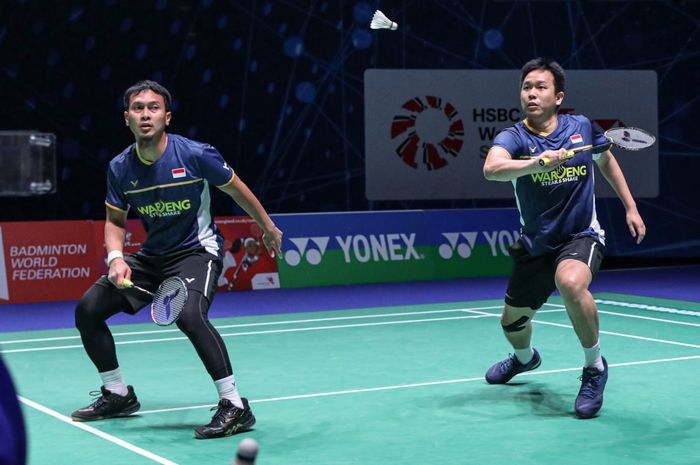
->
[171,168,186,179]
[570,134,583,144]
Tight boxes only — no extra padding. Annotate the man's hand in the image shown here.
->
[262,226,283,258]
[626,210,646,244]
[537,148,568,169]
[108,258,132,288]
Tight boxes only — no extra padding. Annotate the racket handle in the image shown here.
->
[538,158,551,167]
[122,279,154,296]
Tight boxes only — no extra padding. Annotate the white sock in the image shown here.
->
[99,367,128,396]
[215,375,243,409]
[583,341,604,371]
[514,347,534,365]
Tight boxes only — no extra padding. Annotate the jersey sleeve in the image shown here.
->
[591,120,610,160]
[492,128,521,159]
[105,164,128,212]
[198,145,235,187]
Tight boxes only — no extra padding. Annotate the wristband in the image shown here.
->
[106,250,124,266]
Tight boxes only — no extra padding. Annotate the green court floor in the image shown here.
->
[2,292,700,465]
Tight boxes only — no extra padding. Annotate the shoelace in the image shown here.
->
[577,370,601,398]
[86,390,109,409]
[208,400,238,422]
[498,354,518,373]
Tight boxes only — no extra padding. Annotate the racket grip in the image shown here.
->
[122,278,134,288]
[538,157,550,167]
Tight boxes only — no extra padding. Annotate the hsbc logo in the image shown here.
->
[439,232,478,259]
[391,96,464,171]
[284,237,330,266]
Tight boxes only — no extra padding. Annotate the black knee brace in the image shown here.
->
[502,315,530,333]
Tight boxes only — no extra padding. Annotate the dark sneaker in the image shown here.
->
[575,357,608,419]
[485,348,542,384]
[71,385,140,422]
[194,398,256,439]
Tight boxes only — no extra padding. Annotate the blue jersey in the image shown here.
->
[493,114,609,256]
[105,134,235,256]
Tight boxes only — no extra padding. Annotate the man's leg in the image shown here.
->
[175,289,256,439]
[72,282,141,421]
[485,305,541,384]
[555,259,599,350]
[555,257,608,419]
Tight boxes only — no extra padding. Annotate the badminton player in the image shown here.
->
[71,80,282,439]
[482,58,646,418]
[0,355,26,465]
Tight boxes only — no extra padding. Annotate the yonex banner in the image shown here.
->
[272,209,521,287]
[364,69,658,200]
[0,209,520,303]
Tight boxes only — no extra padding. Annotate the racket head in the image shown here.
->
[605,127,656,151]
[150,277,188,326]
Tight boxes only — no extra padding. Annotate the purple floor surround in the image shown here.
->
[1,265,698,333]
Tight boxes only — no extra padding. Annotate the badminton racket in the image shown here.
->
[123,277,188,326]
[539,126,656,167]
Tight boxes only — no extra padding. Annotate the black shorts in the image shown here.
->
[505,236,605,310]
[95,248,223,314]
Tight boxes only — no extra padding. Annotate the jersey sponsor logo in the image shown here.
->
[530,164,588,186]
[529,146,537,153]
[570,134,583,144]
[171,168,186,179]
[439,232,478,259]
[130,180,139,187]
[136,199,192,218]
[184,277,195,283]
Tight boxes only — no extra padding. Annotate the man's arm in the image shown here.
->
[105,205,132,286]
[219,176,283,257]
[483,146,567,182]
[594,150,646,244]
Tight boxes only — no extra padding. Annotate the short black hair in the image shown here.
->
[123,80,172,111]
[520,57,566,94]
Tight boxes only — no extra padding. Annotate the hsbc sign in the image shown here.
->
[365,69,658,200]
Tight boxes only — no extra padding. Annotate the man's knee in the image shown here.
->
[175,290,209,333]
[501,314,530,332]
[75,294,101,332]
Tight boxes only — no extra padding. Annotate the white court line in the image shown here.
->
[3,304,699,354]
[595,299,700,317]
[138,354,700,416]
[0,306,503,345]
[0,313,497,354]
[18,396,180,465]
[598,310,700,328]
[545,302,700,327]
[535,320,700,350]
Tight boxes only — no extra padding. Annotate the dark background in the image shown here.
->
[1,0,698,260]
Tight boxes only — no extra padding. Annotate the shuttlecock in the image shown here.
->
[370,10,398,31]
[233,438,259,465]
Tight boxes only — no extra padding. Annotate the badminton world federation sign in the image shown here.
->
[391,96,464,170]
[364,69,658,200]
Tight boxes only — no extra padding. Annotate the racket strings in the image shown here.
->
[606,127,655,150]
[152,278,188,325]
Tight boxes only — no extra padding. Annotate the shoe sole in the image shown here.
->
[575,400,603,419]
[194,413,257,440]
[71,401,141,422]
